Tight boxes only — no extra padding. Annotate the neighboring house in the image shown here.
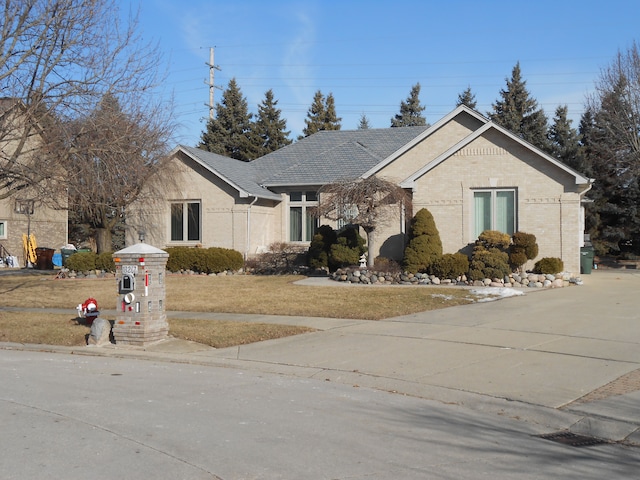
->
[127,105,593,273]
[0,98,68,267]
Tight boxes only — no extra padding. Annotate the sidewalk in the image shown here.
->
[2,270,640,445]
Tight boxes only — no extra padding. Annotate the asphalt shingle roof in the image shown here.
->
[177,126,430,197]
[178,146,281,200]
[252,126,430,186]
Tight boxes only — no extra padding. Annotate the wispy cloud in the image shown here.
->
[280,7,317,136]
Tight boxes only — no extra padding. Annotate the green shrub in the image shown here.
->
[165,246,243,273]
[165,247,193,272]
[534,257,564,274]
[95,252,115,272]
[220,248,244,271]
[308,225,337,269]
[66,252,96,272]
[403,208,442,273]
[330,237,362,268]
[509,232,538,272]
[327,226,366,270]
[468,248,510,281]
[477,230,511,250]
[429,253,470,279]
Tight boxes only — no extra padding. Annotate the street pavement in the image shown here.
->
[2,269,640,446]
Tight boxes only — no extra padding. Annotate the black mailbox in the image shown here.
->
[119,273,135,293]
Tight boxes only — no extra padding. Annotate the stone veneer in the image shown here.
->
[112,243,169,346]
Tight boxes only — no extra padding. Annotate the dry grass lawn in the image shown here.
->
[0,273,480,347]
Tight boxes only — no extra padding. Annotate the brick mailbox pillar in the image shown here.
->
[112,243,169,346]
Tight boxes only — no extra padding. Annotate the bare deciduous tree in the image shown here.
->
[314,176,410,267]
[1,0,175,251]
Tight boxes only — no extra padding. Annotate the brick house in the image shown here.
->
[127,105,593,273]
[0,99,68,267]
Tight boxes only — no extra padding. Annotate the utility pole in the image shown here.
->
[205,47,222,120]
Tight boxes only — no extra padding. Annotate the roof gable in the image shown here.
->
[362,105,489,178]
[399,121,593,189]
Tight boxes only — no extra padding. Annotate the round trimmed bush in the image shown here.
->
[469,248,510,281]
[429,253,470,279]
[534,257,564,274]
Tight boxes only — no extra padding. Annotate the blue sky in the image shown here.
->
[126,0,640,146]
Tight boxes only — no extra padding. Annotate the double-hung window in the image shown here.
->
[289,191,318,242]
[170,201,201,242]
[474,189,516,238]
[0,220,6,240]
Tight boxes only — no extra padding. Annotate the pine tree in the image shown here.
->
[301,90,341,138]
[576,108,596,176]
[198,78,255,161]
[548,105,580,170]
[323,93,342,131]
[586,74,640,254]
[490,63,549,151]
[456,86,477,109]
[252,89,291,157]
[391,83,427,127]
[357,113,371,129]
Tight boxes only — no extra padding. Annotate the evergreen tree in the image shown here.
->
[585,73,640,254]
[198,78,255,161]
[323,93,341,130]
[252,89,291,157]
[358,113,371,129]
[301,90,341,138]
[576,107,596,176]
[391,83,427,127]
[456,86,477,109]
[548,105,580,170]
[490,63,550,151]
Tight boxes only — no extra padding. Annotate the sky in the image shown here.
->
[124,0,640,147]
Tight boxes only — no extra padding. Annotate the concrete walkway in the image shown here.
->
[2,269,640,444]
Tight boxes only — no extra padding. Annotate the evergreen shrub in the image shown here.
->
[430,253,470,279]
[477,230,511,250]
[66,252,96,272]
[534,257,564,274]
[403,208,443,273]
[329,227,366,269]
[307,226,366,271]
[308,225,337,269]
[95,252,115,272]
[165,246,243,273]
[509,232,538,271]
[469,248,511,281]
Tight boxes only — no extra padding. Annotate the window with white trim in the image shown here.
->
[289,191,318,242]
[170,201,201,242]
[473,189,516,238]
[0,220,6,239]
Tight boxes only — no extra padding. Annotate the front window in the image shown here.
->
[474,189,516,238]
[0,220,6,239]
[15,199,34,215]
[289,191,318,242]
[171,201,201,242]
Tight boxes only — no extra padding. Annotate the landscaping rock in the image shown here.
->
[88,317,111,346]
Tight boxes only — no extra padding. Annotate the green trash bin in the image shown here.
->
[580,246,594,274]
[61,248,76,267]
